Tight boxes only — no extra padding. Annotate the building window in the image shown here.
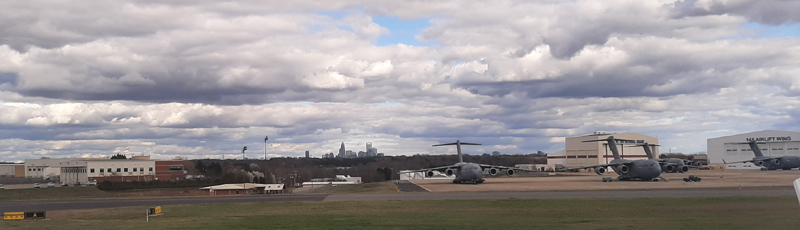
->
[108,168,112,173]
[140,167,144,172]
[133,168,137,172]
[168,165,184,171]
[149,167,153,172]
[100,168,104,173]
[124,168,128,172]
[116,168,121,172]
[90,168,95,173]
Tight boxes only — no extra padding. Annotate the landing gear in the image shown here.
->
[602,177,612,182]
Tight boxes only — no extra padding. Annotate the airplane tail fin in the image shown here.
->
[434,140,481,163]
[747,141,764,157]
[626,143,659,159]
[583,136,632,160]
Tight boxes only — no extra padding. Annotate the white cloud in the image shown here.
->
[0,0,797,161]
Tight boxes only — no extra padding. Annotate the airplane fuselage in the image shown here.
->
[609,159,662,181]
[757,156,800,170]
[453,162,485,184]
[661,158,690,173]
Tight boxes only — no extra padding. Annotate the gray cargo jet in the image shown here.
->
[404,140,531,184]
[723,141,800,170]
[631,143,690,173]
[568,136,663,181]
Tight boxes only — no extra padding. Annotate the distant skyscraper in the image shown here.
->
[305,151,309,158]
[338,142,345,158]
[366,142,372,153]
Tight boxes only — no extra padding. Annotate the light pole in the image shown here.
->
[264,136,269,160]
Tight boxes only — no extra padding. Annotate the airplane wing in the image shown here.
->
[476,164,536,172]
[565,162,627,171]
[722,158,754,165]
[399,165,458,174]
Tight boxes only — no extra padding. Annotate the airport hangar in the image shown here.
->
[708,130,800,169]
[547,132,659,169]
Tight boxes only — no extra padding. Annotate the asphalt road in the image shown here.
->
[0,194,327,213]
[1,187,794,213]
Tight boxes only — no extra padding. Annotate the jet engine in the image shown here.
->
[663,164,675,173]
[774,158,781,166]
[445,168,455,176]
[506,169,515,176]
[755,161,764,167]
[488,168,499,176]
[677,166,689,173]
[616,165,629,174]
[425,171,435,177]
[595,167,607,175]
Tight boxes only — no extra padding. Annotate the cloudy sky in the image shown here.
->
[1,0,799,161]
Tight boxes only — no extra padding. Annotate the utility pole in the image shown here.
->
[264,136,269,160]
[289,171,298,194]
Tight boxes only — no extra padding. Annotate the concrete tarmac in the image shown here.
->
[411,169,800,192]
[324,187,794,201]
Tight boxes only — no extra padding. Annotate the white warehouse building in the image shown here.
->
[60,160,156,184]
[707,130,800,169]
[25,158,108,179]
[549,132,659,169]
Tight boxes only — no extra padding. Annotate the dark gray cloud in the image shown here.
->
[669,0,800,25]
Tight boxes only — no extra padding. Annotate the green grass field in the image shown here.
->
[2,196,798,230]
[305,181,399,194]
[0,187,110,201]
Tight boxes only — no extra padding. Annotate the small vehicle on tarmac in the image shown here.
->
[47,182,55,188]
[34,183,40,188]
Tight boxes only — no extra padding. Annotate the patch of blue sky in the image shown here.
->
[315,11,436,46]
[738,22,800,39]
[372,16,436,47]
[377,101,402,107]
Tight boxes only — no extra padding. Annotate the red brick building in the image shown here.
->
[155,160,187,181]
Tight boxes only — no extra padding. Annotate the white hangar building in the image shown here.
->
[707,130,800,169]
[549,132,659,168]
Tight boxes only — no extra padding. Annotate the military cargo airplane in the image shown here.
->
[724,141,800,170]
[404,140,532,184]
[568,136,663,181]
[630,143,690,173]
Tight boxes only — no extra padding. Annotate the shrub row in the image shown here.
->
[97,179,217,191]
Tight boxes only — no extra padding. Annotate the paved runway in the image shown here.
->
[1,187,793,213]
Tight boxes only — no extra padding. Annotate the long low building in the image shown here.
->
[200,183,285,195]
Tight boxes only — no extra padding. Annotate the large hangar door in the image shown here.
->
[786,142,800,157]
